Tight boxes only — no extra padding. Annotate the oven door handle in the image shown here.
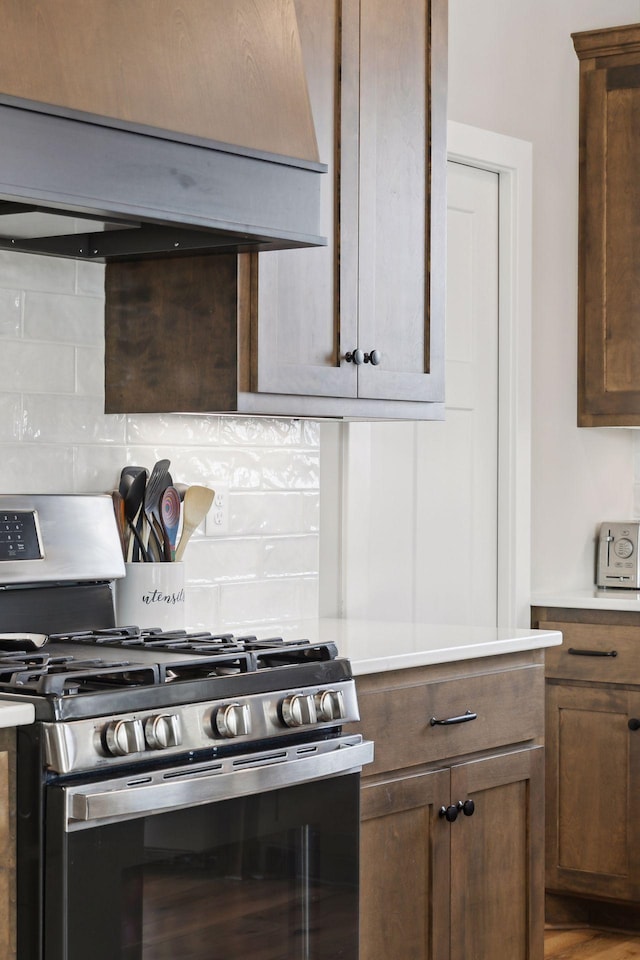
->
[63,735,374,830]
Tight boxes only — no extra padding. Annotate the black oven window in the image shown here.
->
[55,775,360,960]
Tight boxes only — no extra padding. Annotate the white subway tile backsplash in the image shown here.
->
[0,443,75,493]
[185,583,221,631]
[263,536,319,579]
[0,251,320,626]
[0,251,76,294]
[230,492,305,535]
[0,395,22,442]
[23,395,126,444]
[73,444,131,492]
[126,414,221,446]
[219,578,312,627]
[219,417,317,448]
[301,492,320,533]
[0,289,22,338]
[75,262,105,297]
[76,345,104,396]
[261,451,320,489]
[187,538,262,583]
[24,291,104,344]
[0,341,76,393]
[185,535,318,584]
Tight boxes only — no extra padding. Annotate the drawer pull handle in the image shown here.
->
[629,718,640,732]
[567,647,618,658]
[430,709,477,727]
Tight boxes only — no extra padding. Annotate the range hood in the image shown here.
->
[0,0,326,261]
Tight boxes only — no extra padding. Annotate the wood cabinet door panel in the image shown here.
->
[253,0,447,408]
[253,0,359,399]
[576,27,640,425]
[360,769,449,960]
[356,0,446,403]
[449,748,544,960]
[546,682,640,900]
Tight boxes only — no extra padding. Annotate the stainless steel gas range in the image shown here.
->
[0,495,372,960]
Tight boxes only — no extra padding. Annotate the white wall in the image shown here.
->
[449,0,640,595]
[0,252,319,631]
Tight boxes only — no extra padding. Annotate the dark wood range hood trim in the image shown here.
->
[0,95,327,261]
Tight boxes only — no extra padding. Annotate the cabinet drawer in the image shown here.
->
[542,620,640,683]
[354,664,544,776]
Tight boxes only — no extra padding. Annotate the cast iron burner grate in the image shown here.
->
[0,630,339,697]
[49,628,339,669]
[0,652,160,695]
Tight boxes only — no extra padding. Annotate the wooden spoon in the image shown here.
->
[174,485,215,561]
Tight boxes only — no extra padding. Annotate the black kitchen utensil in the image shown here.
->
[143,459,172,561]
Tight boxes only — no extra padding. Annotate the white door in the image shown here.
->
[414,161,499,624]
[324,160,501,626]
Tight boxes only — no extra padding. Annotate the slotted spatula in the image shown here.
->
[143,459,171,561]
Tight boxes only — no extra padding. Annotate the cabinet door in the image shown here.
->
[575,27,640,425]
[252,0,447,406]
[251,0,359,399]
[546,682,640,900]
[356,0,446,403]
[449,747,544,960]
[359,768,450,960]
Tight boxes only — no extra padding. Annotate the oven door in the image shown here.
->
[43,735,372,960]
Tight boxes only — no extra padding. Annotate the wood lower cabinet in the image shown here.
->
[360,768,450,959]
[0,729,16,960]
[350,652,545,960]
[533,606,640,928]
[105,0,448,420]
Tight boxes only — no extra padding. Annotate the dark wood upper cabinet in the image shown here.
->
[106,0,448,419]
[575,24,640,426]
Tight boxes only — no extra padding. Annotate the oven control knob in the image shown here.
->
[104,718,145,757]
[144,714,182,750]
[315,689,346,722]
[281,693,317,727]
[215,702,252,738]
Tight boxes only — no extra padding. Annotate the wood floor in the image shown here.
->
[545,928,640,959]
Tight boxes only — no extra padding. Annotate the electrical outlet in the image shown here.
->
[205,482,229,536]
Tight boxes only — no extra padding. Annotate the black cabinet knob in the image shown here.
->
[629,718,640,731]
[457,799,475,817]
[439,804,459,822]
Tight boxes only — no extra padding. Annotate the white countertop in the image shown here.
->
[259,618,562,676]
[0,700,34,727]
[532,589,640,612]
[0,622,562,720]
